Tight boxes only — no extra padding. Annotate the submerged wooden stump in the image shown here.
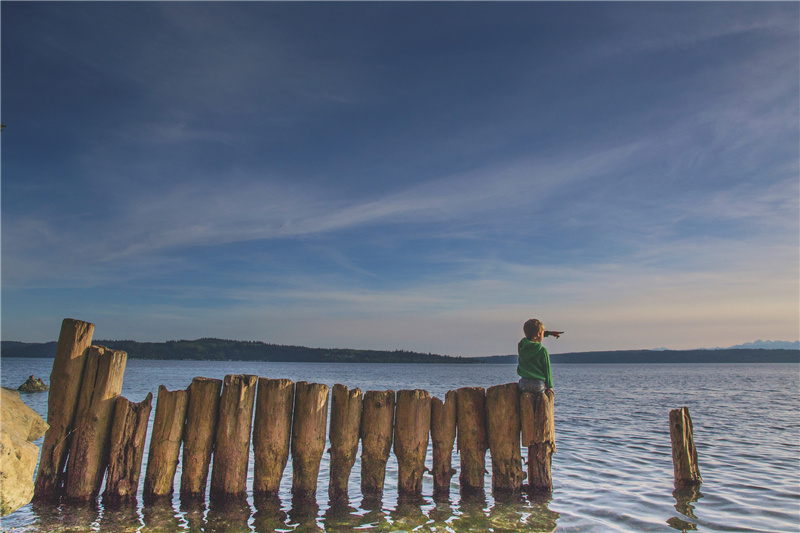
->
[360,390,395,499]
[210,374,258,502]
[669,406,702,488]
[143,385,189,503]
[180,377,223,501]
[430,390,457,500]
[253,378,295,498]
[291,381,330,502]
[34,318,95,502]
[394,389,431,502]
[328,384,363,502]
[63,345,128,503]
[456,387,488,497]
[486,383,523,495]
[521,389,555,492]
[103,393,153,505]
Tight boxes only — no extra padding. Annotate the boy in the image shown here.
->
[517,319,562,393]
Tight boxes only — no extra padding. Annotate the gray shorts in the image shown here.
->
[518,377,546,393]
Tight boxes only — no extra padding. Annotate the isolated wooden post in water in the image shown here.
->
[394,389,431,502]
[103,393,153,505]
[431,390,457,500]
[63,345,128,503]
[360,390,395,499]
[521,389,555,492]
[34,318,95,502]
[253,378,295,498]
[669,406,702,488]
[143,385,189,503]
[456,386,488,497]
[210,374,258,501]
[486,383,524,495]
[180,377,222,500]
[291,381,330,502]
[328,384,363,502]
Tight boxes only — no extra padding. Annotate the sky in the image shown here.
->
[1,2,798,357]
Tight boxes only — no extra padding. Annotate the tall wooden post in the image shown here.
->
[521,389,555,492]
[669,406,702,488]
[253,378,295,499]
[430,390,457,500]
[210,374,258,502]
[291,381,330,502]
[360,390,395,499]
[328,384,362,502]
[456,387,488,497]
[34,318,95,502]
[486,383,523,495]
[394,389,431,502]
[180,377,222,500]
[63,345,127,503]
[143,385,189,503]
[103,393,153,505]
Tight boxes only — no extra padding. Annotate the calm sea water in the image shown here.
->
[1,358,798,533]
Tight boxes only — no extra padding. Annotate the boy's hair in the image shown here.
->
[523,319,545,341]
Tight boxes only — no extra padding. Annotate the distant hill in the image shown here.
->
[2,339,798,364]
[476,349,800,364]
[0,338,479,364]
[726,340,800,350]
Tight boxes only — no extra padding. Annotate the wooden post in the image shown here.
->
[360,390,395,499]
[291,381,330,502]
[210,374,258,501]
[253,378,294,498]
[456,387,488,497]
[103,393,153,505]
[394,389,431,502]
[521,389,555,492]
[63,345,127,503]
[34,318,95,502]
[143,385,189,503]
[328,384,362,502]
[180,377,222,501]
[430,390,457,500]
[486,383,523,495]
[669,406,702,488]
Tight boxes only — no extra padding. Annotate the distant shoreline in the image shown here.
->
[2,339,798,364]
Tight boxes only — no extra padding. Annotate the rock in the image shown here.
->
[1,387,49,516]
[18,375,48,393]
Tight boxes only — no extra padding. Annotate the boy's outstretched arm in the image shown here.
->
[545,330,564,338]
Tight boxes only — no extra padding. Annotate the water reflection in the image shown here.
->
[253,495,289,532]
[142,500,182,532]
[99,502,142,532]
[207,498,252,532]
[667,486,703,532]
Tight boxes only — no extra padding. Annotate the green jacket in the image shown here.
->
[517,337,553,389]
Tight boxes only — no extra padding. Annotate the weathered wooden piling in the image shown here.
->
[210,374,258,501]
[34,318,95,502]
[456,387,488,497]
[143,385,189,503]
[63,345,128,503]
[291,381,330,502]
[394,389,431,502]
[521,389,555,492]
[103,393,153,504]
[486,383,524,495]
[253,378,295,498]
[180,377,223,500]
[430,390,457,500]
[328,384,363,502]
[669,406,702,488]
[360,390,395,499]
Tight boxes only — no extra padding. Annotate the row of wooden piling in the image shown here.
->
[33,319,557,507]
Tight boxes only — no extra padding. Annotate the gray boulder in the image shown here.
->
[1,387,49,516]
[18,375,48,393]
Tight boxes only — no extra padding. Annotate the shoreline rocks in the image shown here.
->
[18,376,48,393]
[1,387,49,516]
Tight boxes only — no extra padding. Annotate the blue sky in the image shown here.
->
[2,2,798,356]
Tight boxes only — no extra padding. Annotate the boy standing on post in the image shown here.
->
[517,319,562,394]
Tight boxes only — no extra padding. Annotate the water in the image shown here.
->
[1,358,798,532]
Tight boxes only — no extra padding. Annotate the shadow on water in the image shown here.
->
[667,485,703,532]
